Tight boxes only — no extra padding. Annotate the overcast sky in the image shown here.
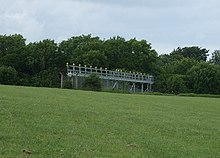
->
[1,0,220,55]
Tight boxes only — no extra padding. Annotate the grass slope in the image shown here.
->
[0,85,220,158]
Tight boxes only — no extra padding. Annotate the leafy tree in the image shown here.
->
[102,36,127,70]
[25,40,66,87]
[0,34,26,58]
[0,66,18,85]
[83,73,102,91]
[170,46,208,61]
[103,37,158,74]
[154,74,171,93]
[155,74,187,94]
[0,34,28,72]
[59,35,103,65]
[31,68,60,87]
[166,74,187,94]
[27,39,66,71]
[162,58,198,75]
[75,50,108,68]
[187,63,220,94]
[210,50,220,65]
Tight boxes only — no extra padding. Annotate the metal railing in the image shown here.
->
[67,64,154,84]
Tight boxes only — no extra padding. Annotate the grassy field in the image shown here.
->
[0,85,220,158]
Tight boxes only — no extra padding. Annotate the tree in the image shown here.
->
[187,63,220,94]
[162,58,198,75]
[0,34,28,72]
[83,74,102,91]
[76,50,108,68]
[170,46,208,61]
[59,34,103,65]
[103,37,158,74]
[0,34,26,58]
[25,39,66,87]
[102,36,127,70]
[31,68,60,87]
[210,50,220,65]
[166,74,187,94]
[0,66,18,85]
[154,74,171,93]
[154,74,187,94]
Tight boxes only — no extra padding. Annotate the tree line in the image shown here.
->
[0,34,220,94]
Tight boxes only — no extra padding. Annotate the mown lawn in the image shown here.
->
[0,85,220,158]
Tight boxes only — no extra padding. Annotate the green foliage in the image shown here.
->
[1,85,220,157]
[83,73,102,91]
[166,74,187,94]
[187,62,220,94]
[170,46,208,61]
[162,58,198,75]
[0,34,26,58]
[59,34,102,64]
[0,34,28,75]
[103,37,158,74]
[154,74,170,93]
[155,74,187,94]
[31,68,60,88]
[63,80,73,89]
[76,50,108,68]
[156,49,219,94]
[0,66,18,85]
[0,34,220,95]
[210,50,220,65]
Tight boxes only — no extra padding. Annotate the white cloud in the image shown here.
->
[0,0,220,54]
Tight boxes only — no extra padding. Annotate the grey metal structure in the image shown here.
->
[66,63,154,92]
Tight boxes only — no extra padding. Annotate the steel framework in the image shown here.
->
[65,64,154,92]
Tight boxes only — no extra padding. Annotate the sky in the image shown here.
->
[1,0,220,55]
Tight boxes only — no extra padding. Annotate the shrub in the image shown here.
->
[83,74,102,91]
[0,66,18,85]
[63,80,73,89]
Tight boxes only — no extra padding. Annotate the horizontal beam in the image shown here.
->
[67,65,154,84]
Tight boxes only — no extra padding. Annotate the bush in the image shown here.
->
[155,74,187,94]
[83,74,102,91]
[166,74,187,94]
[0,66,18,85]
[63,80,73,89]
[187,63,220,94]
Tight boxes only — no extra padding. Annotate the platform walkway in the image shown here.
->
[66,64,154,92]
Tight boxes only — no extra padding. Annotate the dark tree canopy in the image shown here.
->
[0,34,219,94]
[187,63,220,94]
[170,46,209,61]
[211,50,220,65]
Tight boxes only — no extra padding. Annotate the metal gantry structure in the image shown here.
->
[65,63,154,92]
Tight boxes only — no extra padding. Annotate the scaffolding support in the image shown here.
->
[65,64,154,92]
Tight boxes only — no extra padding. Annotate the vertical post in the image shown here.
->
[79,65,81,74]
[100,67,102,77]
[134,83,136,93]
[90,66,92,73]
[95,67,97,73]
[105,68,108,77]
[141,84,144,93]
[84,65,87,74]
[71,76,74,88]
[75,75,78,89]
[106,79,109,88]
[60,72,63,88]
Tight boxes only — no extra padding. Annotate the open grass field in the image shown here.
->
[0,85,220,158]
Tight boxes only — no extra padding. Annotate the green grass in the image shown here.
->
[0,85,220,158]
